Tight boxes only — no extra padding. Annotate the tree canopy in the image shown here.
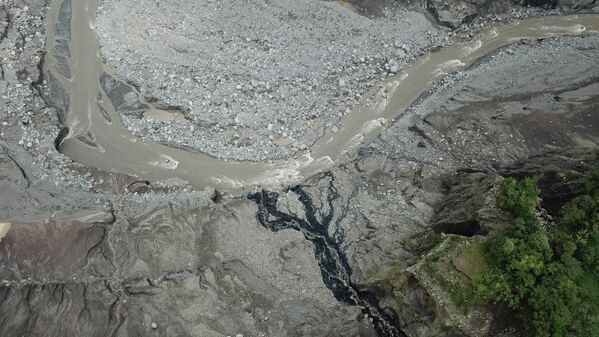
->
[475,171,599,337]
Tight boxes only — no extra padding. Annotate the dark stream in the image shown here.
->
[249,173,405,337]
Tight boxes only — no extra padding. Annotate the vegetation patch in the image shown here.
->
[420,235,482,313]
[475,169,599,337]
[452,243,488,281]
[427,262,476,313]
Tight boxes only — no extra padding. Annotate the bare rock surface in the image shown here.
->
[373,35,599,167]
[113,194,371,337]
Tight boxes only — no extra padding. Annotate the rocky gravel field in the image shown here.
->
[96,0,445,160]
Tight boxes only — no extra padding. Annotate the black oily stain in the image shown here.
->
[248,173,405,337]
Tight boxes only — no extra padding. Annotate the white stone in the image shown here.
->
[395,48,406,59]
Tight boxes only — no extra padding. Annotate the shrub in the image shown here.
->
[497,177,539,217]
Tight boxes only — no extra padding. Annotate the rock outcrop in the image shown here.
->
[427,0,482,28]
[427,0,514,28]
[366,147,599,337]
[433,172,509,236]
[347,35,599,337]
[525,0,598,9]
[428,0,599,29]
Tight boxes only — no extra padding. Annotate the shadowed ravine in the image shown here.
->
[249,174,405,337]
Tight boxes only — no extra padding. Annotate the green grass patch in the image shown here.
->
[422,237,478,313]
[452,243,488,281]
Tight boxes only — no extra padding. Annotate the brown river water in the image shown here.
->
[44,0,599,194]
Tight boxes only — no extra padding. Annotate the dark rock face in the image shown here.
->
[3,1,599,337]
[100,73,149,117]
[524,0,598,9]
[433,147,599,239]
[427,0,481,29]
[557,0,598,9]
[426,0,514,29]
[501,147,599,214]
[0,6,9,43]
[380,274,439,336]
[433,172,507,236]
[523,0,559,8]
[342,0,399,17]
[0,2,377,335]
[428,0,598,29]
[356,36,599,337]
[385,147,599,337]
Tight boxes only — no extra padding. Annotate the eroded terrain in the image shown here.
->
[1,0,599,336]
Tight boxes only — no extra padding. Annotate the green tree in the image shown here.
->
[497,177,539,217]
[476,172,599,337]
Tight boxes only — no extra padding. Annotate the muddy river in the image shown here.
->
[44,0,599,193]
